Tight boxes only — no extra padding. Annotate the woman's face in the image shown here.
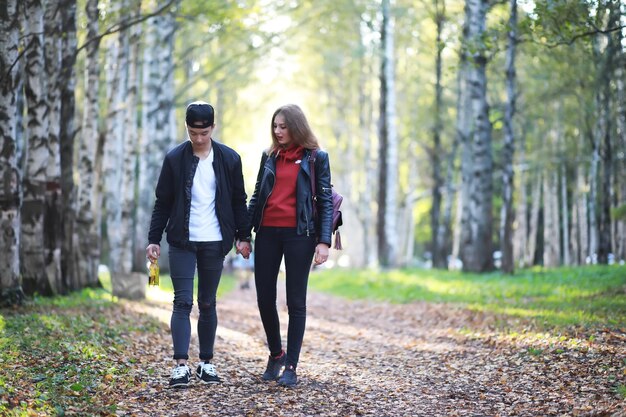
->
[273,113,293,147]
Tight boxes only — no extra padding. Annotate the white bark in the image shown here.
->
[459,0,494,272]
[76,0,101,285]
[120,0,142,275]
[572,166,589,264]
[0,0,24,304]
[526,174,541,266]
[560,163,570,266]
[135,3,179,271]
[616,63,626,262]
[103,14,128,275]
[512,135,527,268]
[500,0,517,274]
[43,0,63,293]
[21,0,51,295]
[376,0,399,268]
[543,171,560,267]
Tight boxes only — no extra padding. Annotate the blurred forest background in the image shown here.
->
[1,0,625,305]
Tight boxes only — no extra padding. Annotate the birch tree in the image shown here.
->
[458,0,494,272]
[134,2,179,272]
[103,0,130,280]
[120,0,142,276]
[76,0,101,287]
[0,0,25,305]
[430,0,447,269]
[21,0,51,295]
[59,0,80,289]
[44,0,63,292]
[499,0,517,274]
[377,0,399,268]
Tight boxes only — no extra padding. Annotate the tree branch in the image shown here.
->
[75,0,178,54]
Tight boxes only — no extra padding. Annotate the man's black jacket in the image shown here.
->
[148,139,250,257]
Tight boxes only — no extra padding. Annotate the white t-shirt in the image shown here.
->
[188,150,223,242]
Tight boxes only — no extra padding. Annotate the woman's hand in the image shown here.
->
[146,244,160,262]
[314,243,330,265]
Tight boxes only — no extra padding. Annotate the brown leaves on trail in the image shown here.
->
[4,288,624,416]
[111,289,626,417]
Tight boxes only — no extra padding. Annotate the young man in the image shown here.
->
[146,101,252,388]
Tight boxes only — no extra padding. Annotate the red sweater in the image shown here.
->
[261,145,304,227]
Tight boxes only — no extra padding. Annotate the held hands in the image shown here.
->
[314,243,329,265]
[146,244,160,262]
[236,240,252,259]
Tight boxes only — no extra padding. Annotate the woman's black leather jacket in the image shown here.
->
[246,148,333,246]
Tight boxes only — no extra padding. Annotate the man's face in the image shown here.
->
[187,124,213,146]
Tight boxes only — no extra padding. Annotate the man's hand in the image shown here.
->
[146,244,160,262]
[236,240,252,259]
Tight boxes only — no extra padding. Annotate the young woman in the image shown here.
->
[246,104,333,387]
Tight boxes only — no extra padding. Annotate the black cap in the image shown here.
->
[186,101,214,128]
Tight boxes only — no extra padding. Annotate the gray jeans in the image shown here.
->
[169,242,223,361]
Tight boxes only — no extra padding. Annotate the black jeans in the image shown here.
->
[169,242,223,361]
[254,227,316,369]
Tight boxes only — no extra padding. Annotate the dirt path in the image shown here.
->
[116,284,626,417]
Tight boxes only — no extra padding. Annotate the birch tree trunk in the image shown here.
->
[572,166,590,264]
[588,127,599,264]
[103,9,129,277]
[0,0,25,305]
[449,31,470,271]
[76,0,101,288]
[499,0,517,274]
[436,137,459,270]
[59,0,80,289]
[357,20,377,268]
[543,170,560,267]
[376,0,399,268]
[43,0,63,293]
[615,55,626,263]
[512,134,527,268]
[525,174,541,266]
[21,0,51,296]
[120,0,142,276]
[560,163,570,266]
[459,0,494,272]
[430,0,446,268]
[134,3,179,272]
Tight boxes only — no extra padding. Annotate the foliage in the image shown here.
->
[309,265,626,328]
[0,289,163,416]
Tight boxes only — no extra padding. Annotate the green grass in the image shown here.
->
[0,288,162,416]
[0,271,238,416]
[309,265,626,329]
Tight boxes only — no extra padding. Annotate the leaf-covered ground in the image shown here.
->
[114,286,625,417]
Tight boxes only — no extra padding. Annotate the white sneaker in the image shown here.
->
[169,364,191,388]
[196,362,221,384]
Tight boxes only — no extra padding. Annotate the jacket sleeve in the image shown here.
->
[231,153,251,241]
[245,151,268,236]
[313,150,333,246]
[148,156,174,245]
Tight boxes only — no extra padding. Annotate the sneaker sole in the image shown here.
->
[196,374,221,384]
[169,382,190,388]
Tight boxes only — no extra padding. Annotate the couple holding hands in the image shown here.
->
[146,102,334,388]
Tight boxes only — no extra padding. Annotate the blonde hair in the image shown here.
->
[269,104,319,153]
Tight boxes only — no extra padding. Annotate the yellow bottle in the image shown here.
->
[149,259,160,286]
